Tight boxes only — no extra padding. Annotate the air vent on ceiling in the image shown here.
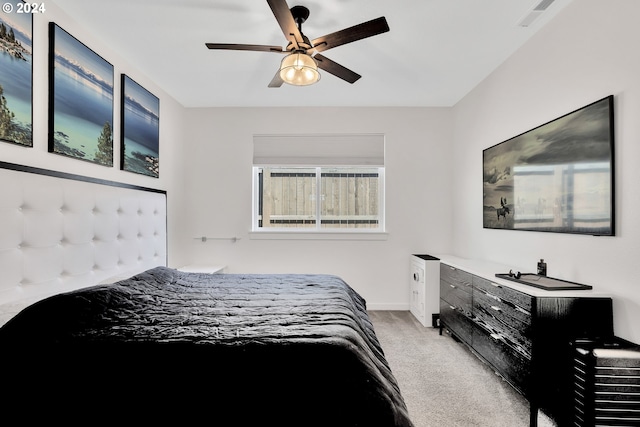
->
[533,0,555,11]
[518,0,556,27]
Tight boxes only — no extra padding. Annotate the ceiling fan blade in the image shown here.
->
[206,43,285,53]
[268,70,284,88]
[314,54,361,84]
[266,0,304,49]
[309,17,389,54]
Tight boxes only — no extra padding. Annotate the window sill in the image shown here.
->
[248,231,389,241]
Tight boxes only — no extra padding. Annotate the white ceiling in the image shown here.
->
[49,0,573,108]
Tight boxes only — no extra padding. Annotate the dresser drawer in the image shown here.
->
[440,279,473,315]
[440,264,473,295]
[473,276,533,313]
[472,322,531,394]
[440,299,473,345]
[473,302,532,358]
[473,286,531,326]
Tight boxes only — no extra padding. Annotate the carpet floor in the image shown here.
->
[368,310,556,427]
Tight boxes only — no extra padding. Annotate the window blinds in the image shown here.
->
[253,134,385,166]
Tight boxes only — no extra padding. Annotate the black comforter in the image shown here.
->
[0,267,414,426]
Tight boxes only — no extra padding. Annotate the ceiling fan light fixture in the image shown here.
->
[279,51,320,86]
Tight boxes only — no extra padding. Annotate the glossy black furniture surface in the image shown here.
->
[440,262,613,427]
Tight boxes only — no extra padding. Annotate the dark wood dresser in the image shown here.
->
[437,256,614,427]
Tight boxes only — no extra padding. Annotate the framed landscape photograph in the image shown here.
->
[121,74,159,177]
[48,22,114,166]
[0,1,33,146]
[482,95,614,236]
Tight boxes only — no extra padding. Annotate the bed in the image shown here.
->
[0,163,413,426]
[1,267,413,425]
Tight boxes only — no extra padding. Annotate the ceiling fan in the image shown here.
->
[205,0,390,87]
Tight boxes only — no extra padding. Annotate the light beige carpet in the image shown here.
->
[368,311,556,427]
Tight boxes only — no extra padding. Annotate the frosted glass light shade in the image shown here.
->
[279,52,320,86]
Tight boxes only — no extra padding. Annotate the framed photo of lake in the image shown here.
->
[120,74,159,177]
[0,1,33,147]
[48,22,114,166]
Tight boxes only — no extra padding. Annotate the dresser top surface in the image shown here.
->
[435,254,610,298]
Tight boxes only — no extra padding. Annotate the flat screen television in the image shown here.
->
[482,95,614,236]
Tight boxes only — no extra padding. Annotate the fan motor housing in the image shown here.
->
[291,6,310,24]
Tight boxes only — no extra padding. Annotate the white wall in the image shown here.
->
[7,0,637,342]
[0,3,190,268]
[182,107,453,308]
[451,0,640,343]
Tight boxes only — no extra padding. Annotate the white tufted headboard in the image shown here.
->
[0,162,167,325]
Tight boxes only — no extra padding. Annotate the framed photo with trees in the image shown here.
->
[121,74,159,177]
[0,1,33,147]
[48,22,114,166]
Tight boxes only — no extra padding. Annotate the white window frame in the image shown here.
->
[251,134,387,239]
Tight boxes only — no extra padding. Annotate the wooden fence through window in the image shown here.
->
[258,168,380,228]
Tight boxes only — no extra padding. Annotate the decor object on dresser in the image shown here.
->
[496,271,593,291]
[0,1,32,147]
[438,256,614,427]
[410,254,440,327]
[48,22,114,166]
[121,74,159,178]
[205,0,389,87]
[482,95,615,236]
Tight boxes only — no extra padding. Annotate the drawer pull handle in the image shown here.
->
[490,305,502,312]
[490,282,501,288]
[449,305,456,310]
[490,333,501,340]
[450,284,456,289]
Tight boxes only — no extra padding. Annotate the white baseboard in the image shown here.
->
[366,303,410,311]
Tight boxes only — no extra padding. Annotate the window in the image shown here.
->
[252,134,385,232]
